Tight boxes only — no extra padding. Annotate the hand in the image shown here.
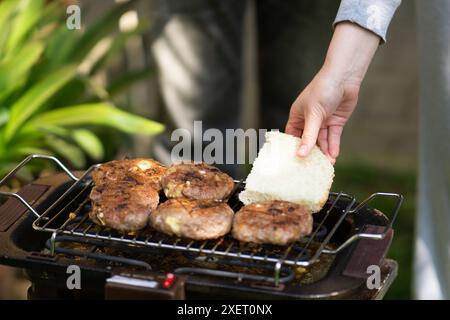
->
[285,22,380,164]
[285,68,360,164]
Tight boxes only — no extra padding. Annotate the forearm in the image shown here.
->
[286,22,381,159]
[286,1,400,160]
[322,22,380,87]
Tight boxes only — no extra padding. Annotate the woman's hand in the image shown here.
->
[285,68,360,164]
[285,22,380,164]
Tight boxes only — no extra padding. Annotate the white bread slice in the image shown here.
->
[239,131,334,212]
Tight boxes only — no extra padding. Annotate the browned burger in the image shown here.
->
[161,162,235,201]
[91,158,166,191]
[149,199,234,240]
[89,184,159,232]
[89,159,166,232]
[232,200,313,245]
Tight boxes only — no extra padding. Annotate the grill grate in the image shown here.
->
[0,155,403,272]
[32,165,356,267]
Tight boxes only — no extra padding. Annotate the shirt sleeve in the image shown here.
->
[333,0,401,43]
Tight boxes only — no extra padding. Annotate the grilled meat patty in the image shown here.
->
[92,159,166,191]
[161,162,234,200]
[232,200,313,245]
[89,159,166,232]
[89,184,159,232]
[149,199,234,240]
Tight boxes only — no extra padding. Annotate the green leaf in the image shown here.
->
[45,135,86,168]
[37,125,68,137]
[0,0,18,56]
[44,24,79,69]
[0,41,44,101]
[13,3,68,76]
[107,67,154,97]
[72,129,104,160]
[5,0,44,57]
[10,147,52,157]
[34,2,61,30]
[58,0,138,64]
[0,108,8,127]
[3,132,46,159]
[34,125,103,160]
[3,65,77,142]
[48,77,88,107]
[25,103,165,135]
[0,0,16,26]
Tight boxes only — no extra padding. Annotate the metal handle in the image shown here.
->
[0,191,41,218]
[45,235,152,270]
[0,154,78,218]
[323,192,403,255]
[350,192,403,231]
[174,265,295,285]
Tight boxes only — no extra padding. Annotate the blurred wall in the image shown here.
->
[339,1,418,170]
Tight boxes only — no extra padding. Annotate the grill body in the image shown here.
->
[0,156,403,300]
[0,172,397,299]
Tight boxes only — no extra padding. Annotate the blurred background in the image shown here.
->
[0,0,417,299]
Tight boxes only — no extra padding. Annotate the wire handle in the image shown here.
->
[323,192,403,255]
[350,192,403,226]
[0,154,78,218]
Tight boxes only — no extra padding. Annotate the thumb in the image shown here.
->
[297,108,323,157]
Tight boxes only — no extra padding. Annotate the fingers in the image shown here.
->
[317,128,329,156]
[298,108,323,157]
[285,109,304,137]
[285,121,303,138]
[318,128,336,164]
[328,125,343,160]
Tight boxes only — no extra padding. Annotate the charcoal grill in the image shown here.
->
[0,155,403,299]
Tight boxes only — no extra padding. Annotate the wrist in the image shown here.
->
[316,65,361,100]
[322,22,379,86]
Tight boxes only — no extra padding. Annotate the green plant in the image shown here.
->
[0,0,164,178]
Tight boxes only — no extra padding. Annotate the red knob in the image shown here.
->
[162,280,172,288]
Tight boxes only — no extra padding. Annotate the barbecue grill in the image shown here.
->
[0,155,403,299]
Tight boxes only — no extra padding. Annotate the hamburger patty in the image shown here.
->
[89,159,166,232]
[92,159,166,191]
[232,200,313,245]
[89,184,159,232]
[161,162,234,200]
[149,199,234,240]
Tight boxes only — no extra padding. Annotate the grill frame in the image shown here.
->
[0,154,403,288]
